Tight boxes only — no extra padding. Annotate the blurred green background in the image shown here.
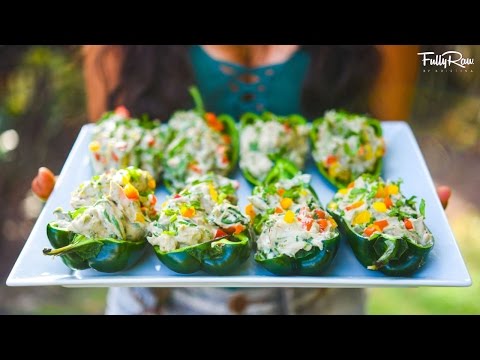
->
[0,45,478,314]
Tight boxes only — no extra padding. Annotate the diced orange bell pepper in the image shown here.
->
[124,183,139,200]
[318,219,328,231]
[384,196,393,209]
[374,219,389,231]
[345,201,364,211]
[404,219,413,230]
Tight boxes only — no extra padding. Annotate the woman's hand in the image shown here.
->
[31,167,56,201]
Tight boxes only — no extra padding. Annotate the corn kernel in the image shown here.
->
[372,202,387,212]
[352,210,371,225]
[284,210,296,223]
[280,197,293,210]
[339,188,349,195]
[300,189,308,196]
[89,141,101,152]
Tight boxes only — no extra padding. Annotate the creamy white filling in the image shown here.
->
[165,111,230,189]
[147,175,245,252]
[90,114,165,177]
[256,214,334,259]
[240,120,309,181]
[332,176,432,246]
[57,181,147,241]
[312,111,383,177]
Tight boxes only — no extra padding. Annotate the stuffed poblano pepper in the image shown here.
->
[163,87,238,193]
[43,167,158,273]
[327,175,434,276]
[147,174,251,275]
[310,110,385,189]
[247,159,340,275]
[239,112,309,185]
[88,106,167,180]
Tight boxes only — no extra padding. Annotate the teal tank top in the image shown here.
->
[189,46,310,119]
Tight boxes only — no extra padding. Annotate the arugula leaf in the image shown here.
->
[406,195,417,208]
[388,207,414,220]
[419,199,426,217]
[178,220,197,227]
[219,183,235,195]
[164,209,177,216]
[283,186,301,200]
[350,188,367,198]
[190,200,202,210]
[111,215,123,238]
[69,207,87,220]
[264,184,277,195]
[367,184,379,199]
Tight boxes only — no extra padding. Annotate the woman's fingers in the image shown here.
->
[32,167,56,201]
[437,185,451,209]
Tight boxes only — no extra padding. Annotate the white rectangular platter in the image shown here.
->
[7,122,471,287]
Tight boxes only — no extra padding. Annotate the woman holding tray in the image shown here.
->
[32,45,451,315]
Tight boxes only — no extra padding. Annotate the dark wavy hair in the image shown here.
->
[100,45,380,120]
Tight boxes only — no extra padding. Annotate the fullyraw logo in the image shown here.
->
[417,51,474,72]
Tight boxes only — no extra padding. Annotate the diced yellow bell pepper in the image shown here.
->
[387,184,399,195]
[364,144,373,160]
[280,197,293,210]
[352,210,371,225]
[209,183,218,203]
[329,218,337,229]
[148,178,156,190]
[372,202,387,212]
[135,212,145,223]
[339,188,349,195]
[245,203,255,219]
[284,210,296,223]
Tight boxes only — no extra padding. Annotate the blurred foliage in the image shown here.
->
[0,45,479,314]
[0,45,87,281]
